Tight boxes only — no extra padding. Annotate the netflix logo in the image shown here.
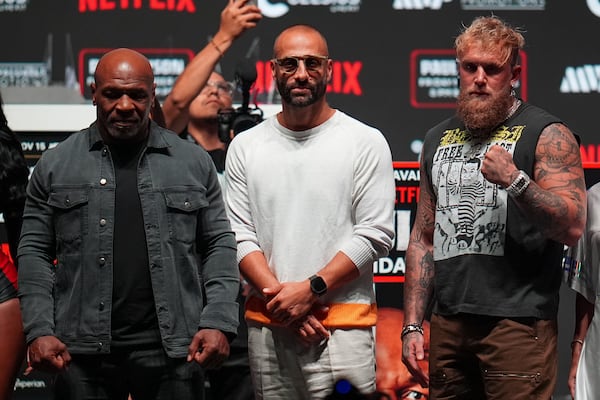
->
[373,162,420,283]
[79,0,196,13]
[253,60,363,96]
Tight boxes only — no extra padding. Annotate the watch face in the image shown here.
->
[310,275,327,295]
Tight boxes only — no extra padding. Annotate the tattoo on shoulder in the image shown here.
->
[536,124,581,172]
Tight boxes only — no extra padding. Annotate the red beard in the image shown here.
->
[456,88,514,135]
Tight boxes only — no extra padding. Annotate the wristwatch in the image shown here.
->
[309,275,327,296]
[505,170,531,198]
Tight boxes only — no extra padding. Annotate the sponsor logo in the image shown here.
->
[0,0,28,12]
[410,49,459,108]
[460,0,545,10]
[79,48,194,99]
[581,147,600,163]
[78,0,196,13]
[374,162,420,283]
[410,49,528,108]
[257,0,361,18]
[588,0,600,17]
[14,378,47,390]
[253,59,363,101]
[0,63,49,87]
[560,65,600,93]
[392,0,452,10]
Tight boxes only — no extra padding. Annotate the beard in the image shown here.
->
[276,77,328,107]
[456,87,514,135]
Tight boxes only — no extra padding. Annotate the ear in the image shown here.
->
[90,82,97,105]
[270,59,276,79]
[510,65,522,87]
[326,58,333,83]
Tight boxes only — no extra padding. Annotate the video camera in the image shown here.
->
[217,59,264,144]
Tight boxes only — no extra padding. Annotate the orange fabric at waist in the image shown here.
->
[245,295,377,328]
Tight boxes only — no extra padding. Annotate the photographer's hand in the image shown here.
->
[216,0,262,46]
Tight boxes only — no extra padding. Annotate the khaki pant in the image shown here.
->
[429,313,557,400]
[247,322,375,400]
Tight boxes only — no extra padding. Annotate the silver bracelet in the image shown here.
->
[401,323,424,339]
[505,170,531,198]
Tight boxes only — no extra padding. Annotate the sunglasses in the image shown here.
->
[271,55,329,74]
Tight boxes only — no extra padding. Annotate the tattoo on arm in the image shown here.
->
[404,169,436,321]
[518,123,586,244]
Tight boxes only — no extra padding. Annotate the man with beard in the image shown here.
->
[17,48,239,399]
[402,16,586,399]
[224,25,395,399]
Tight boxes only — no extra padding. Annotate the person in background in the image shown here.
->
[0,90,28,399]
[17,48,239,400]
[170,72,251,400]
[376,307,429,400]
[402,16,586,399]
[564,181,600,400]
[225,24,395,399]
[161,3,260,399]
[161,0,261,139]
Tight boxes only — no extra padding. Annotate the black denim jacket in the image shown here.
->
[17,122,239,357]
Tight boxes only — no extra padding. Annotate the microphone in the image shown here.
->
[234,58,258,113]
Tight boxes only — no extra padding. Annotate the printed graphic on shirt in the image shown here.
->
[431,124,524,260]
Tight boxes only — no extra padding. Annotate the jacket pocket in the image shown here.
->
[47,187,89,246]
[164,187,208,243]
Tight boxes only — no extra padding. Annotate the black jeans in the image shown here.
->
[54,347,205,400]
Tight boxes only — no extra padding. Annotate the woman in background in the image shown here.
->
[0,90,29,399]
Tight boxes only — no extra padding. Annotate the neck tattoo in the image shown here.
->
[506,98,522,121]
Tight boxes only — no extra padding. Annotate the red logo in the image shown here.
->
[79,0,196,13]
[253,60,363,96]
[409,49,528,109]
[78,48,195,99]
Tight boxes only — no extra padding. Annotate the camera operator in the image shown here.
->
[162,0,261,141]
[161,1,261,400]
[176,71,234,176]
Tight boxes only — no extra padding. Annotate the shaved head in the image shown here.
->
[94,48,154,86]
[273,25,329,59]
[91,48,156,144]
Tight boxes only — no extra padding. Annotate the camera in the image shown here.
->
[217,58,264,144]
[217,105,263,144]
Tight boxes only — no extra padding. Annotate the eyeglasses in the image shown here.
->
[202,80,234,96]
[271,55,329,74]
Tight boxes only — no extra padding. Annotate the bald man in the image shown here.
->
[225,25,395,399]
[17,48,239,400]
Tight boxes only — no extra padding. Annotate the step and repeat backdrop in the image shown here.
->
[1,1,600,161]
[2,1,600,399]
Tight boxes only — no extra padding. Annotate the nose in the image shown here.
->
[293,60,309,79]
[474,65,487,85]
[116,94,134,112]
[206,84,219,96]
